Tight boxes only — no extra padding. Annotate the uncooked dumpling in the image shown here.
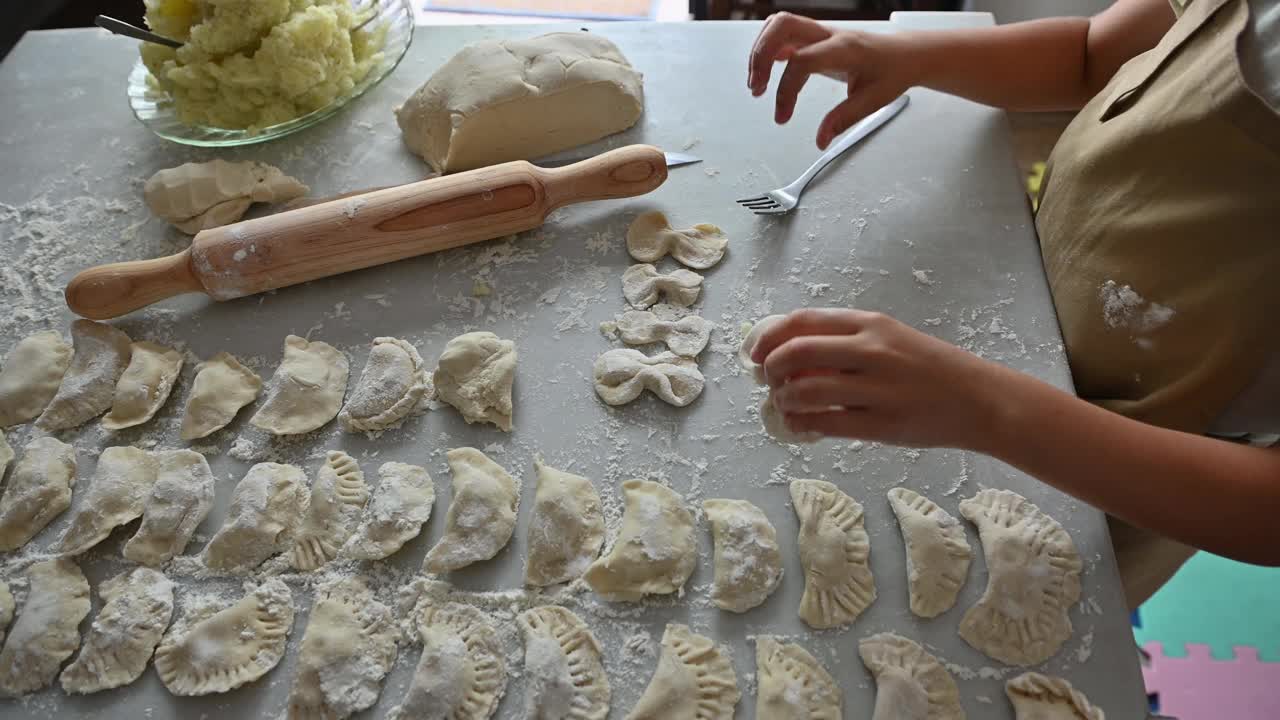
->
[703,498,784,613]
[60,567,175,695]
[0,330,72,427]
[203,462,308,573]
[102,341,183,430]
[36,320,132,431]
[1006,672,1104,720]
[154,579,295,696]
[593,349,705,407]
[0,558,91,697]
[754,636,841,720]
[389,602,507,720]
[122,449,215,566]
[180,352,262,440]
[396,32,643,173]
[627,211,728,270]
[614,311,713,357]
[144,159,308,234]
[0,581,11,646]
[340,336,430,432]
[518,605,610,720]
[959,489,1082,666]
[859,632,964,720]
[790,479,876,629]
[622,263,702,309]
[0,436,77,551]
[433,331,517,431]
[525,459,605,587]
[738,314,784,384]
[251,335,349,435]
[0,430,10,477]
[423,447,519,573]
[291,451,369,571]
[584,480,695,601]
[626,623,739,720]
[287,577,398,720]
[343,461,435,561]
[739,315,822,444]
[54,445,158,556]
[888,487,972,618]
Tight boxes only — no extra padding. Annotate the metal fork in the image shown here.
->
[737,94,910,215]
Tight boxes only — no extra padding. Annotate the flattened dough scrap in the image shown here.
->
[340,336,429,432]
[154,578,295,696]
[180,351,262,440]
[144,159,308,234]
[593,348,704,407]
[614,311,712,357]
[525,459,605,587]
[626,211,728,270]
[518,605,610,720]
[888,487,972,618]
[203,462,308,573]
[790,479,876,629]
[423,447,519,574]
[1006,672,1104,720]
[0,330,72,427]
[390,601,507,720]
[622,263,702,309]
[54,445,159,556]
[291,450,369,571]
[584,480,695,601]
[122,449,215,566]
[0,436,77,551]
[754,636,841,720]
[433,331,517,431]
[60,567,175,694]
[37,320,132,431]
[251,335,349,436]
[626,623,739,720]
[703,498,784,613]
[102,341,184,430]
[859,632,964,720]
[287,577,398,720]
[343,461,435,561]
[959,489,1082,666]
[0,558,91,697]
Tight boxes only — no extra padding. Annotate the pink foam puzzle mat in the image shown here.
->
[1142,642,1280,719]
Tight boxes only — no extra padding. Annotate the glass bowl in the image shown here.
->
[127,0,414,147]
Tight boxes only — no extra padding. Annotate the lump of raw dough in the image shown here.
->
[180,351,262,440]
[627,624,739,720]
[584,480,695,601]
[0,436,77,552]
[37,320,133,431]
[433,331,516,431]
[340,336,429,432]
[790,478,876,629]
[593,348,705,407]
[1006,672,1105,720]
[703,498,784,613]
[251,335,349,436]
[102,341,184,431]
[627,211,728,269]
[145,160,307,233]
[518,606,610,720]
[859,632,964,720]
[755,636,841,719]
[0,558,91,698]
[614,311,712,357]
[887,487,972,618]
[524,459,605,587]
[423,447,519,574]
[622,263,703,309]
[396,32,644,173]
[60,567,175,695]
[0,330,72,427]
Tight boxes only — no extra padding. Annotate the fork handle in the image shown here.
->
[793,94,910,191]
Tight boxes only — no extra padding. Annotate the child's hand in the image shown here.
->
[750,308,1005,450]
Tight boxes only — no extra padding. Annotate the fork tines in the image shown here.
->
[736,195,785,214]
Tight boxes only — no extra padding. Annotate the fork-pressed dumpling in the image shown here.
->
[287,577,398,720]
[389,602,507,720]
[518,605,610,720]
[180,352,262,440]
[59,567,175,695]
[755,636,841,720]
[54,445,158,555]
[621,263,703,309]
[340,336,430,432]
[593,349,705,407]
[0,558,91,697]
[959,489,1083,666]
[251,335,349,435]
[154,578,295,696]
[703,498,784,613]
[291,451,369,571]
[423,448,519,573]
[626,623,739,720]
[626,211,728,270]
[102,341,184,430]
[37,320,133,431]
[343,462,435,560]
[433,331,517,431]
[0,436,77,551]
[887,487,972,618]
[614,311,713,357]
[790,479,876,629]
[1006,672,1104,720]
[122,449,215,566]
[525,459,605,587]
[584,480,696,601]
[859,633,964,720]
[204,462,308,572]
[0,330,72,427]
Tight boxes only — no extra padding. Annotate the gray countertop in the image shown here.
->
[0,15,1146,720]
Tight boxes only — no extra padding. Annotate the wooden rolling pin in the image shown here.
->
[65,144,668,319]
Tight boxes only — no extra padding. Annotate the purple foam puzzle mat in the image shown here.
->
[1143,642,1280,719]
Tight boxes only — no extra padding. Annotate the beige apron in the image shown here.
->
[1036,0,1280,606]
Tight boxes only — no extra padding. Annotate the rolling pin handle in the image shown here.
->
[64,250,204,320]
[539,144,668,211]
